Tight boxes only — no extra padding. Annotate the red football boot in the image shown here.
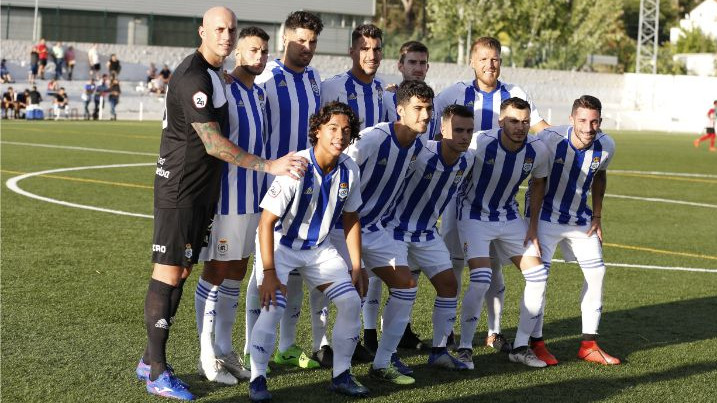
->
[530,340,558,365]
[577,340,621,365]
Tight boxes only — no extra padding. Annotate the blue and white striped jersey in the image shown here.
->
[256,59,321,160]
[385,140,474,242]
[458,128,549,222]
[260,149,362,250]
[382,89,437,142]
[321,71,385,130]
[345,122,423,232]
[217,78,267,215]
[529,125,615,225]
[432,80,542,136]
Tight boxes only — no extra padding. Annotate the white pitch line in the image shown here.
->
[605,193,717,209]
[1,141,156,156]
[610,170,717,179]
[5,163,155,219]
[552,259,716,273]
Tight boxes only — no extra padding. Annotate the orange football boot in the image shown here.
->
[530,340,558,365]
[577,341,621,365]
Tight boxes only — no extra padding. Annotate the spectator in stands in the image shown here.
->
[15,89,28,119]
[37,38,48,80]
[93,74,109,120]
[47,79,59,96]
[107,54,121,80]
[88,44,100,80]
[52,42,65,80]
[28,85,42,107]
[53,87,69,120]
[2,87,16,119]
[159,64,171,86]
[1,59,14,83]
[82,78,96,120]
[65,46,76,81]
[147,62,157,84]
[108,78,121,120]
[29,46,39,84]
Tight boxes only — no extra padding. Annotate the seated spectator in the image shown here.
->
[47,79,59,96]
[27,85,42,108]
[53,87,69,120]
[147,62,157,84]
[2,87,16,119]
[107,54,121,80]
[15,89,28,119]
[159,64,171,85]
[1,59,14,83]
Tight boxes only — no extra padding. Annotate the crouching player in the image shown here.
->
[383,104,475,369]
[524,95,620,365]
[249,102,369,401]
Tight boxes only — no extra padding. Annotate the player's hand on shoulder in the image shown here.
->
[269,151,309,180]
[385,83,398,93]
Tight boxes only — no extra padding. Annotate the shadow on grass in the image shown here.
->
[428,361,716,403]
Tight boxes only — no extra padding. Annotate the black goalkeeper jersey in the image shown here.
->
[154,51,229,208]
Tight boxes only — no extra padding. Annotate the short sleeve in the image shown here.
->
[259,175,297,218]
[598,135,616,171]
[531,141,550,179]
[178,68,224,124]
[343,166,363,213]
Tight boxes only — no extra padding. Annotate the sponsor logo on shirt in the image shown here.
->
[378,158,388,166]
[279,80,287,87]
[304,187,314,195]
[486,158,495,165]
[348,93,358,101]
[555,157,565,165]
[193,91,207,108]
[152,244,167,253]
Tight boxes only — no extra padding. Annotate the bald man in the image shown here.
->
[136,7,307,400]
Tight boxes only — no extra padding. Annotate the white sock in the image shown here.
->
[485,262,505,335]
[531,262,550,338]
[278,271,303,352]
[198,280,220,362]
[325,281,361,377]
[214,278,240,356]
[310,287,330,352]
[579,258,605,334]
[244,267,261,356]
[249,290,286,381]
[514,265,548,348]
[362,276,383,330]
[458,268,491,350]
[195,277,212,337]
[432,296,458,347]
[373,287,417,369]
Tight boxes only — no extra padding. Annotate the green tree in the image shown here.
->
[674,27,717,53]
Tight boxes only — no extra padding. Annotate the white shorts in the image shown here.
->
[538,220,602,264]
[458,218,539,262]
[440,198,464,261]
[390,236,451,279]
[362,229,408,272]
[199,213,260,261]
[254,235,352,288]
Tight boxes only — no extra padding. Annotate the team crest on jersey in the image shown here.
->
[522,158,534,172]
[184,243,193,259]
[279,80,287,87]
[268,181,282,198]
[258,93,265,102]
[590,156,601,171]
[454,170,464,184]
[309,78,319,94]
[192,91,207,109]
[217,239,229,255]
[338,182,349,199]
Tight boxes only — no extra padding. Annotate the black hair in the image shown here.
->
[309,101,361,146]
[571,95,602,116]
[442,104,474,120]
[284,11,324,35]
[399,41,428,63]
[239,26,269,41]
[396,80,434,107]
[351,24,383,47]
[500,97,530,113]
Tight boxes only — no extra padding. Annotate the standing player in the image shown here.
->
[322,24,385,131]
[343,80,433,385]
[194,26,275,385]
[382,104,475,369]
[248,10,325,371]
[436,36,550,353]
[321,23,386,358]
[693,100,716,152]
[136,8,306,400]
[249,102,368,401]
[525,95,620,366]
[455,97,550,369]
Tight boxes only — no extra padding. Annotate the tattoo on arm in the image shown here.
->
[192,122,268,172]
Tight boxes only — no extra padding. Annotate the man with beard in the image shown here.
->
[245,10,325,371]
[136,9,306,400]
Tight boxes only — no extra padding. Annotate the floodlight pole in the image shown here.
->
[636,0,659,74]
[32,0,39,41]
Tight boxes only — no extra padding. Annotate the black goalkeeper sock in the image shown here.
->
[144,278,175,381]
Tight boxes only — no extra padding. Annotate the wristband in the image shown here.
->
[593,215,601,219]
[263,268,276,272]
